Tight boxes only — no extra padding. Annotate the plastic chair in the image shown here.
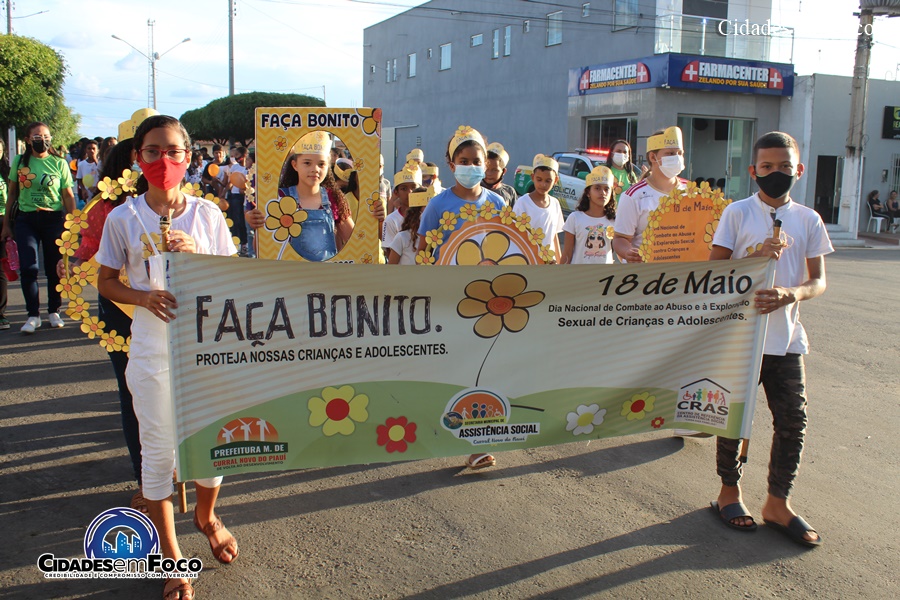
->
[866,203,886,233]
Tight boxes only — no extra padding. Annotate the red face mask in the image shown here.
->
[139,155,189,190]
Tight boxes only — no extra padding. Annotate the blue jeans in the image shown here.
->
[15,210,65,317]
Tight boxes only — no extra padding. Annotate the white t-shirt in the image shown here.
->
[563,212,615,264]
[388,230,417,265]
[96,194,237,356]
[382,210,404,248]
[513,194,564,251]
[712,193,833,355]
[614,178,688,250]
[76,159,100,188]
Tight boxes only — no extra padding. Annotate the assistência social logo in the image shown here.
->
[37,507,202,579]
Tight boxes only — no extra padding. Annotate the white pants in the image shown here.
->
[127,354,222,501]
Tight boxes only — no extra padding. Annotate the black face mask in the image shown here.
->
[753,169,797,200]
[30,139,50,154]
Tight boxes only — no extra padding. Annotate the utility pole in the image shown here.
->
[228,0,235,95]
[6,0,14,157]
[148,20,156,109]
[837,8,873,236]
[6,0,11,34]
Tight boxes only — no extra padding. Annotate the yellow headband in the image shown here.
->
[421,164,439,176]
[409,186,436,207]
[293,131,332,156]
[486,142,509,168]
[585,165,615,187]
[118,108,159,142]
[394,160,423,187]
[449,125,486,159]
[333,159,354,183]
[406,148,424,162]
[533,153,559,174]
[647,126,683,152]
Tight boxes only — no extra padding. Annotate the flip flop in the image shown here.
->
[194,510,239,564]
[710,501,758,532]
[763,516,823,548]
[130,490,149,515]
[163,578,194,600]
[466,453,496,470]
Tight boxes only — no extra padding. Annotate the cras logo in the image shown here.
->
[211,416,289,471]
[440,388,540,445]
[37,507,201,579]
[674,378,731,430]
[85,507,158,560]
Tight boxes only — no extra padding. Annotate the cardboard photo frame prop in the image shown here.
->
[255,107,383,263]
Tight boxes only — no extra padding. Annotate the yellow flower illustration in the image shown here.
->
[182,182,203,197]
[745,243,764,257]
[356,230,367,240]
[365,193,382,214]
[415,250,435,265]
[71,263,96,287]
[424,229,443,248]
[457,273,544,338]
[613,181,623,197]
[621,392,656,421]
[203,192,219,205]
[527,227,545,247]
[56,277,83,300]
[118,169,138,193]
[361,252,374,264]
[64,210,87,233]
[479,203,498,220]
[357,108,382,135]
[439,211,458,231]
[265,197,308,242]
[17,167,36,189]
[140,232,164,260]
[514,213,531,232]
[81,316,106,339]
[274,136,287,152]
[460,203,478,221]
[56,231,79,256]
[308,385,369,436]
[455,231,528,266]
[354,157,365,172]
[647,212,662,229]
[100,331,127,353]
[704,219,719,248]
[498,205,516,225]
[539,245,556,264]
[262,172,272,184]
[97,177,122,201]
[606,225,616,240]
[66,298,91,321]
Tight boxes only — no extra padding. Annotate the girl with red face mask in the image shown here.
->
[96,115,238,600]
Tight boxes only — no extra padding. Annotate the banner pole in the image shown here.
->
[739,258,777,444]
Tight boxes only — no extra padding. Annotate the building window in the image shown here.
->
[385,60,391,83]
[503,25,511,56]
[582,3,590,17]
[471,33,483,47]
[492,29,500,59]
[427,48,432,59]
[407,53,416,78]
[523,20,530,33]
[547,11,562,46]
[369,64,375,74]
[614,0,639,30]
[439,43,451,70]
[392,58,398,81]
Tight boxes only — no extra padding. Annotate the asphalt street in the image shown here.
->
[0,248,897,600]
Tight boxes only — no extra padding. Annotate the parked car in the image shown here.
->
[513,149,609,215]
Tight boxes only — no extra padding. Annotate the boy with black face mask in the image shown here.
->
[708,131,832,548]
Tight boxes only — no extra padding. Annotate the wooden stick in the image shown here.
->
[177,481,187,513]
[739,438,750,462]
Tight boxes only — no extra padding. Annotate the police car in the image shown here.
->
[513,149,609,216]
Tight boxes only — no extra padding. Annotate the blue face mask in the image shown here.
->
[131,161,142,174]
[454,164,485,189]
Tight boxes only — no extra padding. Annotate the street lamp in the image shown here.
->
[112,20,190,110]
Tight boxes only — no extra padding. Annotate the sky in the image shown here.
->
[4,0,900,138]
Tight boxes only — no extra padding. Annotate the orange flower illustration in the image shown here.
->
[357,108,382,135]
[457,273,544,338]
[274,136,287,152]
[265,197,308,242]
[17,167,36,189]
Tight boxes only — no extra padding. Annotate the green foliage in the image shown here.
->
[0,35,68,130]
[180,92,325,145]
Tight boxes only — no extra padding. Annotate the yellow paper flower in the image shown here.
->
[704,220,719,248]
[308,385,369,436]
[97,177,122,201]
[514,213,531,232]
[455,231,527,266]
[527,227,545,247]
[64,210,87,233]
[118,169,138,192]
[424,229,443,248]
[479,203,498,220]
[539,245,556,264]
[56,277,83,299]
[81,316,106,339]
[606,225,616,240]
[17,167,36,189]
[460,203,478,221]
[647,212,662,229]
[274,136,287,152]
[498,205,516,225]
[439,211,458,231]
[621,392,656,421]
[66,298,91,321]
[357,108,381,135]
[182,182,203,197]
[100,331,127,353]
[457,273,544,338]
[265,197,308,242]
[415,250,435,265]
[71,263,96,287]
[55,231,79,256]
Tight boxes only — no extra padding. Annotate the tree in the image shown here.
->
[180,92,325,146]
[0,34,79,144]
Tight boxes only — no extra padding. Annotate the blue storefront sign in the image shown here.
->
[569,53,793,97]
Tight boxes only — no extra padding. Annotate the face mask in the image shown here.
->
[132,162,142,174]
[31,139,50,154]
[754,169,797,200]
[138,156,189,190]
[612,152,627,168]
[454,164,485,189]
[656,155,684,179]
